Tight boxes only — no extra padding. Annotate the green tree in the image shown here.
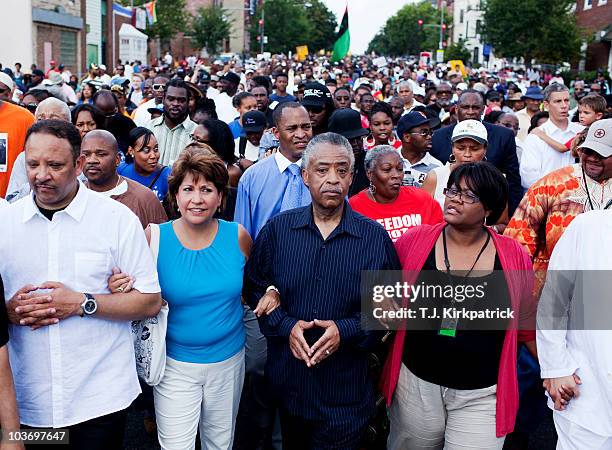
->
[367,1,450,56]
[250,0,310,54]
[192,5,233,55]
[482,0,582,66]
[300,0,337,53]
[118,0,189,42]
[444,38,471,63]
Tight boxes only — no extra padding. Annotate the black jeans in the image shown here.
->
[23,408,128,450]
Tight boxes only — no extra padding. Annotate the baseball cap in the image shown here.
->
[242,110,267,133]
[327,109,369,140]
[42,72,64,86]
[301,82,332,108]
[222,72,240,86]
[32,69,45,78]
[522,86,544,101]
[579,118,612,158]
[452,119,488,145]
[397,111,439,139]
[0,72,14,91]
[147,104,164,115]
[199,70,211,82]
[413,85,426,97]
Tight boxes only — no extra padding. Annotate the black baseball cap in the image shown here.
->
[302,82,332,108]
[32,69,45,78]
[328,109,369,140]
[199,70,211,82]
[242,110,267,133]
[397,111,439,139]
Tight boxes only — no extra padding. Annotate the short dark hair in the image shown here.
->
[194,98,218,122]
[273,101,304,127]
[71,104,105,130]
[25,119,82,164]
[458,89,485,105]
[252,75,272,93]
[355,85,372,96]
[232,91,255,108]
[369,101,393,120]
[446,161,508,225]
[92,89,118,107]
[164,78,190,99]
[579,93,607,114]
[168,146,229,214]
[200,119,236,164]
[529,111,549,133]
[275,72,289,81]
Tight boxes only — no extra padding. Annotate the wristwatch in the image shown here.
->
[80,293,98,317]
[266,285,280,295]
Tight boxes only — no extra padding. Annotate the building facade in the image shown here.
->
[0,0,34,71]
[452,0,485,64]
[575,0,612,73]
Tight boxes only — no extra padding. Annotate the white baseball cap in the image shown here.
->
[579,118,612,158]
[0,72,14,92]
[452,119,488,145]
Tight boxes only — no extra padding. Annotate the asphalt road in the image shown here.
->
[123,404,557,450]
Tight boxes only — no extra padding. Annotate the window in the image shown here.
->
[584,0,593,9]
[460,9,464,23]
[475,19,482,35]
[598,0,607,5]
[60,30,77,68]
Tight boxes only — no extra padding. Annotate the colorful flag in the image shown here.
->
[331,6,350,63]
[144,1,157,25]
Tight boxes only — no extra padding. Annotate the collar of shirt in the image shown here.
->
[275,151,302,173]
[23,181,88,223]
[290,202,362,239]
[150,114,196,132]
[96,179,128,198]
[540,118,583,136]
[400,151,440,168]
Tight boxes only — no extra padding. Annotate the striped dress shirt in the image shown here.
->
[146,115,197,166]
[244,203,400,426]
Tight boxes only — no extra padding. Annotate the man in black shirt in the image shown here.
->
[0,275,22,448]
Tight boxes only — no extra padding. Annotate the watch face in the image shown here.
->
[84,300,97,314]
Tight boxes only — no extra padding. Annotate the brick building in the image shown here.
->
[32,0,85,74]
[575,0,612,73]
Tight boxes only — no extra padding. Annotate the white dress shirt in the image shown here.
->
[520,119,584,189]
[537,210,612,437]
[208,90,236,124]
[0,185,160,427]
[132,98,156,127]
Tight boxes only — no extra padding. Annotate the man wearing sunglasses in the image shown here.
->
[396,111,442,187]
[0,71,35,198]
[132,76,168,127]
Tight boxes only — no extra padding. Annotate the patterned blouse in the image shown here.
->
[505,163,612,295]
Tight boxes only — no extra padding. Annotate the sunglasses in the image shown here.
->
[21,102,38,112]
[152,84,165,92]
[409,129,433,137]
[0,86,9,94]
[306,105,324,114]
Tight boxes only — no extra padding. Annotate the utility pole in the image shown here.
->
[260,4,265,54]
[439,0,445,50]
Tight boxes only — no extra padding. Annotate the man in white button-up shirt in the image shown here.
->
[537,210,612,449]
[520,83,584,189]
[0,120,162,448]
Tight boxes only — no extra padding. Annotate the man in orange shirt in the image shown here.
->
[0,80,35,197]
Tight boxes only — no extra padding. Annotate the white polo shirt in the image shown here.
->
[0,184,160,427]
[519,119,583,189]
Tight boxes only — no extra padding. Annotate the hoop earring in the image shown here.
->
[369,182,376,195]
[449,154,456,163]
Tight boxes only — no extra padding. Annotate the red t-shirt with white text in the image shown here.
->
[350,186,444,242]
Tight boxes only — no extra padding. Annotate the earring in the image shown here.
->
[449,154,456,163]
[369,182,376,195]
[483,155,487,161]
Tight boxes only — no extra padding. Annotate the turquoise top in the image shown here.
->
[158,220,245,363]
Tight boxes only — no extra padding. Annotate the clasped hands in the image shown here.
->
[7,282,84,330]
[289,319,340,368]
[543,373,582,411]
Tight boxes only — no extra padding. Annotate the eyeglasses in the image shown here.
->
[409,129,433,137]
[152,84,165,92]
[190,133,208,145]
[443,187,480,204]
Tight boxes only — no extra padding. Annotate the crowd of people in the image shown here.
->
[0,52,611,450]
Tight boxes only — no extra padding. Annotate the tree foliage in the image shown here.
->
[118,0,189,42]
[367,1,451,56]
[444,38,471,63]
[192,5,233,55]
[482,0,582,66]
[249,0,337,54]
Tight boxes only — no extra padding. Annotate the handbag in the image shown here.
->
[132,223,169,386]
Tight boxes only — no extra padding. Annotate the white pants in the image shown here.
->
[154,349,245,450]
[388,364,505,450]
[554,412,612,450]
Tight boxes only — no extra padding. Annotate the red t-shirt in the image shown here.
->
[350,186,444,242]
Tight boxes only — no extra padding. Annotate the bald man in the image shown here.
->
[6,98,72,201]
[81,130,166,228]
